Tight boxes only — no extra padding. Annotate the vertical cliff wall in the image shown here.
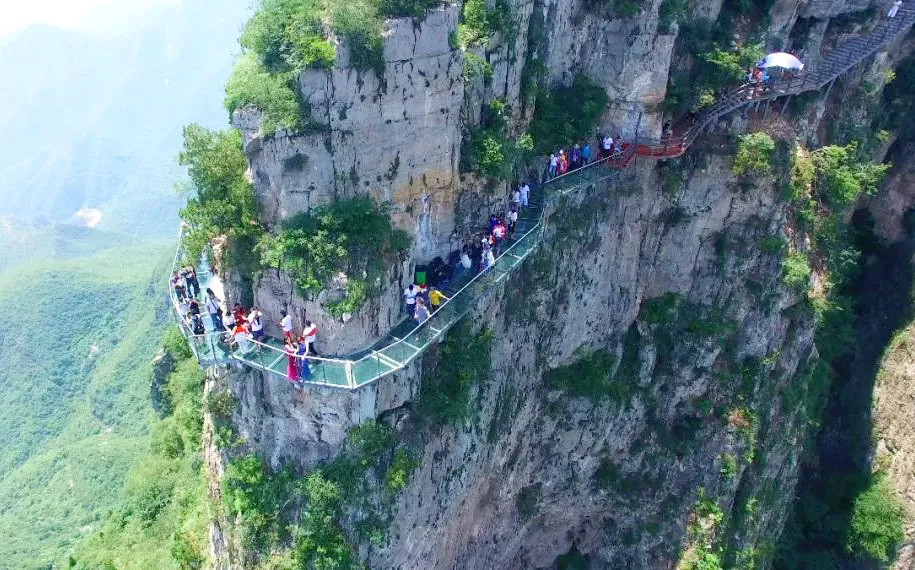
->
[205,0,915,567]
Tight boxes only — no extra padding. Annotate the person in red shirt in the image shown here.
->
[232,303,247,326]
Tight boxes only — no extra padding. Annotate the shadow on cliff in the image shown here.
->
[775,207,915,568]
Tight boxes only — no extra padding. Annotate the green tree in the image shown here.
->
[529,75,608,154]
[224,53,302,135]
[812,143,890,209]
[177,126,260,262]
[733,132,775,176]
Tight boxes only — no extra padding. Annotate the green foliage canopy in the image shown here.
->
[529,75,608,154]
[177,125,260,263]
[256,197,410,314]
[224,53,303,135]
[811,143,890,209]
[420,320,492,425]
[733,132,775,176]
[846,476,906,562]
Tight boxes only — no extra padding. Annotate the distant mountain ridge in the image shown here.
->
[0,0,249,240]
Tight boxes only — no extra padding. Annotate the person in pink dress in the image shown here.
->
[284,341,299,384]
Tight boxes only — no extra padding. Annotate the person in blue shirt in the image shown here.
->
[581,143,592,165]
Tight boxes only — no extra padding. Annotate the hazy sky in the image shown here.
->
[1,0,181,37]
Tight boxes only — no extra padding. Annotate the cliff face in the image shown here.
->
[206,0,913,567]
[363,154,816,568]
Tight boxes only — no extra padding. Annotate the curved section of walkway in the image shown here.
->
[168,146,636,389]
[170,5,914,389]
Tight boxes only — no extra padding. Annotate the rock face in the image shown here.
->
[236,5,464,260]
[365,156,815,569]
[207,0,914,567]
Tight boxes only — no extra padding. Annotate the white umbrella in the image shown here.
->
[759,52,804,71]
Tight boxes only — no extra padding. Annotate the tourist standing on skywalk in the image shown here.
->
[205,288,223,332]
[414,297,430,324]
[279,310,294,341]
[889,0,903,18]
[520,182,530,207]
[184,265,200,298]
[302,320,319,356]
[247,307,264,343]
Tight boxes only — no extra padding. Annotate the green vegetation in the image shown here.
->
[544,349,631,404]
[846,475,906,562]
[70,334,210,569]
[639,293,681,325]
[516,483,542,521]
[464,100,534,180]
[658,0,688,33]
[678,489,725,570]
[811,143,890,208]
[420,319,493,425]
[225,52,304,135]
[177,125,260,263]
[228,0,444,132]
[220,420,418,566]
[781,251,811,289]
[457,0,513,48]
[732,132,775,176]
[613,0,642,17]
[256,197,410,314]
[664,17,765,115]
[529,75,608,154]
[0,244,170,567]
[720,453,738,480]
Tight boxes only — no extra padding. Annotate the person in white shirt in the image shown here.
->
[519,183,530,207]
[404,283,419,315]
[223,310,236,332]
[414,298,430,324]
[279,310,294,341]
[601,135,613,159]
[511,188,521,205]
[302,320,319,356]
[247,307,265,343]
[205,288,223,331]
[889,0,903,18]
[508,207,519,237]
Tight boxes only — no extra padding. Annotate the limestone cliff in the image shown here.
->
[203,0,915,568]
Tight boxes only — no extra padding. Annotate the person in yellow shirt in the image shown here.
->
[428,288,450,312]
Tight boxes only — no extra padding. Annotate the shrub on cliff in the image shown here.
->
[811,143,890,209]
[457,0,512,48]
[846,475,905,563]
[732,132,775,176]
[225,53,303,135]
[529,75,608,155]
[178,125,260,263]
[463,99,534,180]
[781,251,811,289]
[255,197,410,313]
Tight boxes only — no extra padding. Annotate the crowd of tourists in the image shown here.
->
[547,132,624,178]
[402,181,535,325]
[170,266,321,388]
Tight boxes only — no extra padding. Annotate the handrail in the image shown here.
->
[168,3,915,388]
